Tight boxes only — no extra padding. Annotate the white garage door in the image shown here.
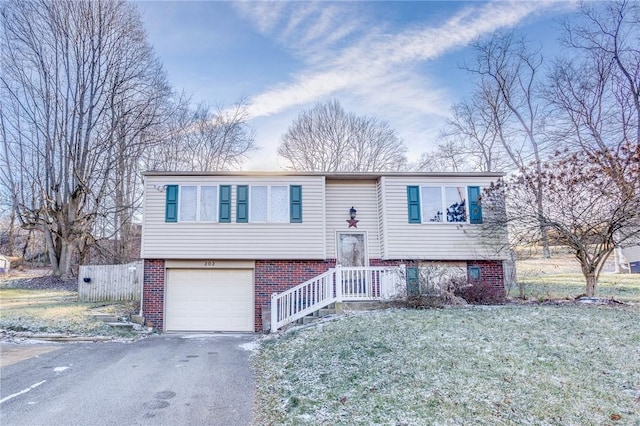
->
[165,269,254,332]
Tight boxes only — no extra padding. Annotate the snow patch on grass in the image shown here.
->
[239,341,259,352]
[254,306,640,425]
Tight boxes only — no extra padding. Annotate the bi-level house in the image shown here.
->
[141,171,508,333]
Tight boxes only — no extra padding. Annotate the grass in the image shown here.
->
[0,288,136,336]
[513,252,640,302]
[512,273,640,302]
[253,306,640,426]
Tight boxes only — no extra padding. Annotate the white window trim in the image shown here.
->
[249,185,290,223]
[420,185,469,224]
[178,185,219,223]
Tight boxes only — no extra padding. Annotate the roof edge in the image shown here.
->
[142,170,505,179]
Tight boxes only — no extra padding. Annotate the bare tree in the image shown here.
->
[484,143,640,296]
[278,100,407,172]
[424,87,512,173]
[462,32,553,257]
[547,0,639,197]
[144,99,256,172]
[0,0,171,277]
[416,139,471,172]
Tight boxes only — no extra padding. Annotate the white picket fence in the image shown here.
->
[78,261,143,302]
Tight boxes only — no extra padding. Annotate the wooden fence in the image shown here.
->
[78,261,144,302]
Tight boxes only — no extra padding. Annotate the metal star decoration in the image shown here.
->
[346,218,359,228]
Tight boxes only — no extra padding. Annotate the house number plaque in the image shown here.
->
[203,261,216,267]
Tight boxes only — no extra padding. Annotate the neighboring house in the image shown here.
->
[620,245,640,273]
[0,255,9,274]
[141,171,508,333]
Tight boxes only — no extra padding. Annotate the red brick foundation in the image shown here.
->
[142,259,165,331]
[467,260,504,290]
[143,258,505,332]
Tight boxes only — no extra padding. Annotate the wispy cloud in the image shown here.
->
[234,0,573,170]
[235,1,559,121]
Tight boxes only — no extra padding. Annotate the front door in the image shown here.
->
[337,232,366,267]
[337,232,368,297]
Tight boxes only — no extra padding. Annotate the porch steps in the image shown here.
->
[297,302,388,326]
[298,304,337,325]
[340,301,388,311]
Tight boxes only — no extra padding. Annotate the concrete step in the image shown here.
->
[301,316,318,325]
[341,301,388,311]
[106,322,135,330]
[91,314,119,323]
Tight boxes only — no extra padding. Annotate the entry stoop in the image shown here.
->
[298,303,337,325]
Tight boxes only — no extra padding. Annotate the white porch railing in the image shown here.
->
[271,265,404,332]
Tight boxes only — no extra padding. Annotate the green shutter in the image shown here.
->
[407,186,421,223]
[290,185,302,223]
[406,266,420,296]
[236,185,248,223]
[219,185,231,223]
[165,185,178,222]
[468,186,482,224]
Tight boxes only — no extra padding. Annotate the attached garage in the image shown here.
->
[165,265,254,332]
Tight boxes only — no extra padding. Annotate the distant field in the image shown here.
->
[513,251,640,302]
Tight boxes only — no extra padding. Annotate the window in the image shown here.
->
[444,187,466,223]
[165,183,303,224]
[200,186,218,221]
[419,186,466,223]
[408,185,481,224]
[179,185,218,222]
[250,185,289,223]
[468,266,482,281]
[421,187,443,222]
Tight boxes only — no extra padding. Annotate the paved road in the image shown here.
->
[0,334,256,426]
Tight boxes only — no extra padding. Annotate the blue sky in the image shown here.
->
[137,1,578,170]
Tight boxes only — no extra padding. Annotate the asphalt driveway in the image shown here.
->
[0,334,256,426]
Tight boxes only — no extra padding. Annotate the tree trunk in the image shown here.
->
[535,176,551,259]
[540,223,551,258]
[613,247,621,274]
[44,228,60,274]
[584,272,597,297]
[57,240,75,280]
[20,229,32,259]
[7,209,16,256]
[43,227,75,279]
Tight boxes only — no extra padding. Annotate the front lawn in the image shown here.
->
[254,306,640,425]
[0,288,135,336]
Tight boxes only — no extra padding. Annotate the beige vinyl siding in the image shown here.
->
[377,178,387,258]
[142,175,325,259]
[325,179,381,260]
[382,176,507,260]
